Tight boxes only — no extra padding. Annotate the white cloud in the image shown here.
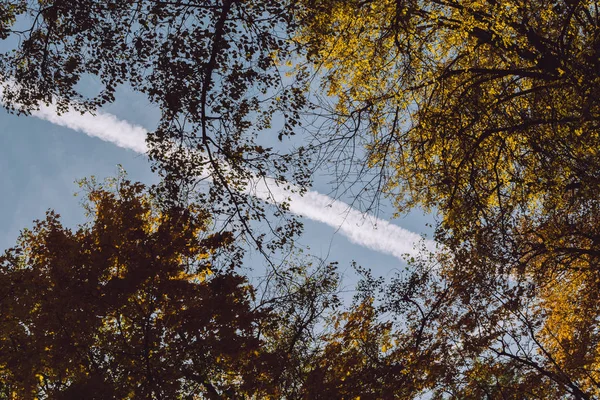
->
[251,177,435,259]
[28,103,435,260]
[32,105,149,154]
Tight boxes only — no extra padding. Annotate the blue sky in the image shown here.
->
[0,87,435,286]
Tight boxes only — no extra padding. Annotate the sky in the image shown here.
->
[0,85,436,286]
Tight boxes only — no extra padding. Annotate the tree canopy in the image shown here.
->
[300,0,600,265]
[0,0,312,253]
[0,177,341,399]
[296,1,600,397]
[0,177,257,398]
[1,0,600,398]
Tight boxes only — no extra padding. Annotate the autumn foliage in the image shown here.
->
[1,0,600,399]
[0,179,273,399]
[298,1,600,398]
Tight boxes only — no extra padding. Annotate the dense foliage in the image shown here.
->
[0,178,340,399]
[299,1,600,398]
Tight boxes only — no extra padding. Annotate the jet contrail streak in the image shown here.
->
[33,104,148,154]
[29,103,435,260]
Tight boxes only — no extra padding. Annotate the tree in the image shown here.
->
[299,0,600,269]
[0,176,341,399]
[295,250,600,399]
[0,176,256,398]
[0,0,312,254]
[297,3,600,396]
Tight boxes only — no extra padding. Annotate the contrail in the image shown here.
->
[29,103,435,260]
[33,104,148,154]
[251,178,433,259]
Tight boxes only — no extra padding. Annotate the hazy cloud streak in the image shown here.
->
[251,178,435,259]
[32,105,149,153]
[28,103,434,260]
